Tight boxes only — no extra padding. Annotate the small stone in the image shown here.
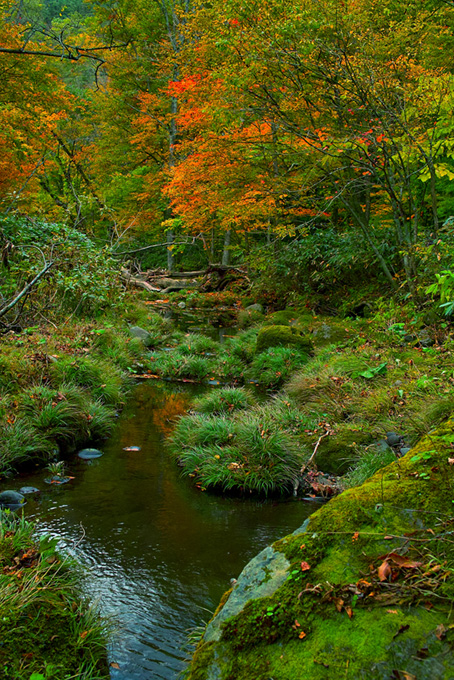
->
[246,303,264,314]
[129,326,153,347]
[78,448,103,460]
[0,490,26,509]
[400,447,411,456]
[385,433,402,447]
[19,486,40,495]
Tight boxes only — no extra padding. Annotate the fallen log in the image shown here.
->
[120,269,161,293]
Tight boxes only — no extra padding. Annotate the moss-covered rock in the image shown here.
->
[256,325,314,355]
[311,322,354,348]
[187,418,454,679]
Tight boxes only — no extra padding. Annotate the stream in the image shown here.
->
[16,379,319,679]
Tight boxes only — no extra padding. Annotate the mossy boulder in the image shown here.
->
[311,322,354,348]
[256,325,314,355]
[187,418,454,680]
[238,309,264,329]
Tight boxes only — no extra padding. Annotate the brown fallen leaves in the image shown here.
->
[377,552,422,582]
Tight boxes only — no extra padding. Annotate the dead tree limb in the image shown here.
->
[0,261,54,320]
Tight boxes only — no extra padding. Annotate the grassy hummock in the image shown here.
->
[0,514,109,680]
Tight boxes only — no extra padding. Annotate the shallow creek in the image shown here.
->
[16,380,319,679]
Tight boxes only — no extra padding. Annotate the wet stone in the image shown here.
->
[44,476,72,485]
[0,490,26,509]
[78,448,103,460]
[386,432,402,447]
[19,486,40,495]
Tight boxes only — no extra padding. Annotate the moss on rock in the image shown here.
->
[256,325,314,355]
[187,419,454,679]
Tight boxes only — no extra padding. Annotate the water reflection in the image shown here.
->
[19,381,317,679]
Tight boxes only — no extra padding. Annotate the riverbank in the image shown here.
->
[186,414,454,679]
[0,514,110,679]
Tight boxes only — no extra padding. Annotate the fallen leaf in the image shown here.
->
[448,458,454,465]
[345,606,354,619]
[436,623,447,640]
[378,560,392,581]
[110,662,120,669]
[80,630,88,639]
[333,597,344,612]
[387,609,399,614]
[301,561,311,572]
[379,552,422,569]
[298,630,307,639]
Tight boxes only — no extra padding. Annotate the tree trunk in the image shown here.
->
[222,230,231,266]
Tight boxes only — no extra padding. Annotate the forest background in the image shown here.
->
[1,0,454,309]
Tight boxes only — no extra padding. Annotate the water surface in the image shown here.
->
[19,381,318,679]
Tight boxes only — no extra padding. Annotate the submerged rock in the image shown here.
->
[0,490,26,509]
[19,486,40,495]
[78,448,103,460]
[187,419,454,679]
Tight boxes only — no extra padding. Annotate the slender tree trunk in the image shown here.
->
[222,230,231,266]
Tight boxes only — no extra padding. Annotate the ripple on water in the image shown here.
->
[20,381,319,679]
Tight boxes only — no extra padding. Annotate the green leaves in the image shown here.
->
[354,362,388,380]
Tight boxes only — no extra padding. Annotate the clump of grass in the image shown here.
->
[342,443,397,488]
[22,399,88,446]
[49,356,126,405]
[169,414,236,451]
[177,333,220,356]
[171,410,304,496]
[0,516,109,679]
[246,346,309,389]
[193,387,256,415]
[153,351,217,381]
[214,354,246,383]
[0,418,53,473]
[86,400,117,440]
[224,328,259,363]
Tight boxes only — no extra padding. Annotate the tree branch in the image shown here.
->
[0,261,54,320]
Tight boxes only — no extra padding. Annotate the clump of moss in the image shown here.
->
[256,325,314,355]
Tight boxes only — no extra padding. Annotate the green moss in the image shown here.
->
[256,325,314,355]
[187,419,454,679]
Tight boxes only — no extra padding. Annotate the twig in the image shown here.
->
[301,427,333,473]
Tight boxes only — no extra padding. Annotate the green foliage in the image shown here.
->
[426,269,454,316]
